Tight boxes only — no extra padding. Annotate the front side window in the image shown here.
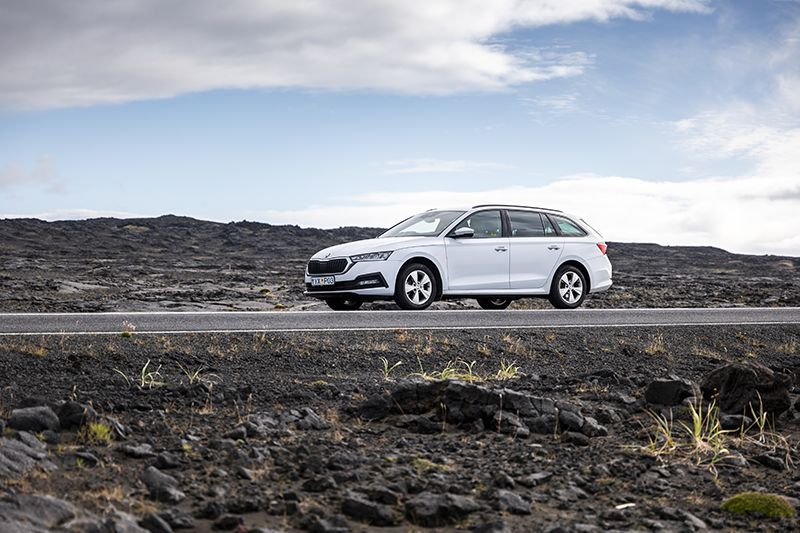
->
[508,211,545,237]
[551,215,586,237]
[454,210,503,239]
[380,210,465,238]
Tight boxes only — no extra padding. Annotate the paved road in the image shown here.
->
[1,308,799,335]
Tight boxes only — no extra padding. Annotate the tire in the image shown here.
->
[325,299,363,311]
[395,263,437,310]
[476,298,512,310]
[549,265,587,309]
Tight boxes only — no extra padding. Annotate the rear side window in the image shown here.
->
[551,215,587,237]
[508,211,545,237]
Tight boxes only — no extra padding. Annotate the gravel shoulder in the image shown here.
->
[2,323,800,532]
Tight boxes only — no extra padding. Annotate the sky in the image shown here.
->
[1,0,799,256]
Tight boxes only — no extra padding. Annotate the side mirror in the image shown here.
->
[450,227,474,239]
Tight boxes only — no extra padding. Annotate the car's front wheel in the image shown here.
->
[395,263,436,310]
[476,298,512,310]
[548,265,587,309]
[325,299,363,311]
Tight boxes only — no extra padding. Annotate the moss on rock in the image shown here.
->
[721,492,795,518]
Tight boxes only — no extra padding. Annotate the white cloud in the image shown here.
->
[246,173,800,256]
[382,158,516,174]
[0,0,709,110]
[0,154,66,193]
[668,11,800,181]
[672,106,800,179]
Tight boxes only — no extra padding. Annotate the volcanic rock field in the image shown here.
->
[1,215,800,533]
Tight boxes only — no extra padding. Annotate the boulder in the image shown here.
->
[0,436,55,478]
[309,514,351,533]
[645,376,700,406]
[8,406,59,432]
[491,489,531,514]
[0,494,79,532]
[699,361,792,418]
[358,393,392,421]
[405,492,480,527]
[140,466,185,503]
[140,512,173,533]
[341,491,397,526]
[52,401,98,429]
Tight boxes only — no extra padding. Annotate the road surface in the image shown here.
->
[1,307,799,335]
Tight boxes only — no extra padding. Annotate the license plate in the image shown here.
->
[311,276,335,287]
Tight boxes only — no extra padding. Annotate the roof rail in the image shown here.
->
[472,204,563,212]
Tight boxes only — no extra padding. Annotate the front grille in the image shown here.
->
[308,258,348,275]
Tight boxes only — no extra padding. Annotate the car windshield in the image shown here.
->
[379,210,465,238]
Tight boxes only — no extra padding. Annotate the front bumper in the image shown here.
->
[304,272,389,295]
[304,257,399,301]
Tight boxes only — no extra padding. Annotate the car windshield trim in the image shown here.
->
[379,210,466,238]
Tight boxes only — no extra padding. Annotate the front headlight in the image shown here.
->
[350,251,393,262]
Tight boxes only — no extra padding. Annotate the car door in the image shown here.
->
[508,210,564,290]
[444,210,510,291]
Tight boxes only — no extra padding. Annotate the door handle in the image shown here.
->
[494,246,508,252]
[548,245,560,250]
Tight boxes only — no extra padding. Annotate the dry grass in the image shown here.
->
[501,334,531,357]
[21,344,48,357]
[644,333,667,356]
[692,343,727,361]
[369,341,390,352]
[777,337,798,354]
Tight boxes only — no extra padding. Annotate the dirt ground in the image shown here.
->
[2,215,800,532]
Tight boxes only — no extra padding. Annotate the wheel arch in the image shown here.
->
[554,260,591,291]
[397,257,444,301]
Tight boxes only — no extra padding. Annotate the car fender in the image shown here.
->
[387,244,448,297]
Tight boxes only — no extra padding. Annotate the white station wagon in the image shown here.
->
[305,205,612,311]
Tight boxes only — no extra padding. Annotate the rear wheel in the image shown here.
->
[395,263,437,310]
[325,299,363,311]
[548,265,587,309]
[476,298,512,310]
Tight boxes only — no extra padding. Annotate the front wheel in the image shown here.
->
[325,299,363,311]
[476,298,512,310]
[395,263,437,310]
[548,265,587,309]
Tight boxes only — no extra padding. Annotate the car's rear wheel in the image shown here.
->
[325,299,363,311]
[395,263,436,310]
[548,265,587,309]
[476,298,512,310]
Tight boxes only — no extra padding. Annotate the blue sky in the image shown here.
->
[1,0,799,255]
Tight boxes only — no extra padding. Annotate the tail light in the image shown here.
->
[597,243,608,255]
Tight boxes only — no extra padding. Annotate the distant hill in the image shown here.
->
[0,215,383,261]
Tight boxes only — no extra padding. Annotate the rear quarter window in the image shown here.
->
[551,215,587,237]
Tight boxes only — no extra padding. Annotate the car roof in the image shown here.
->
[471,204,563,213]
[422,205,563,213]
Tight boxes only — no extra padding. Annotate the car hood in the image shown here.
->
[311,236,439,260]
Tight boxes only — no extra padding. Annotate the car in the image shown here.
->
[304,204,612,311]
